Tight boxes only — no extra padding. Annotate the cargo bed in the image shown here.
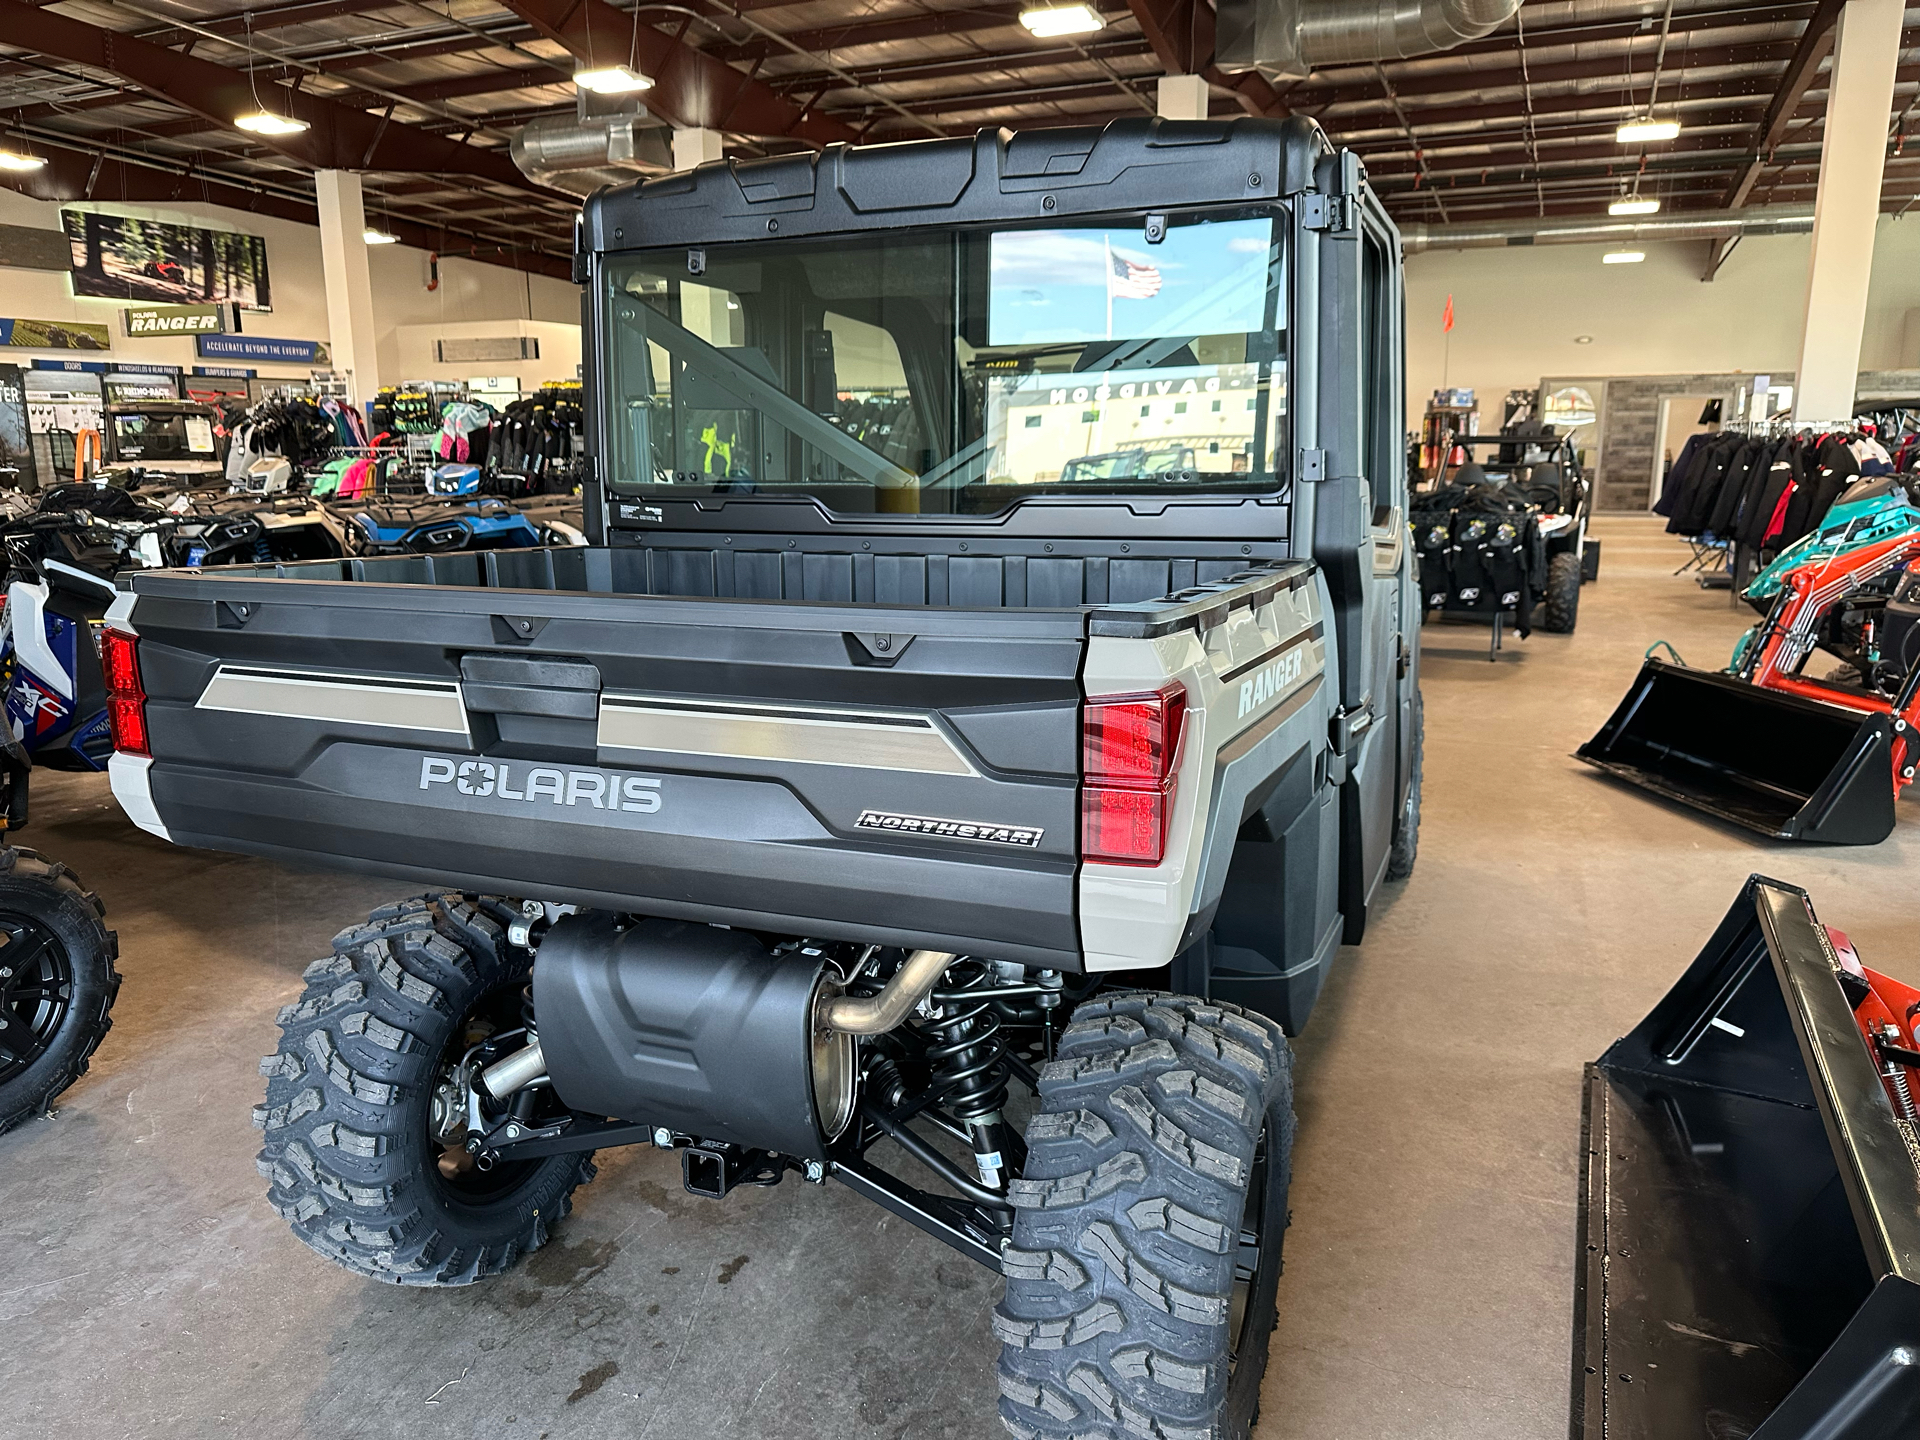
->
[107,550,1328,974]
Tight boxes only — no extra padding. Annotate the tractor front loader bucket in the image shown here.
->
[1572,877,1920,1440]
[1576,658,1896,844]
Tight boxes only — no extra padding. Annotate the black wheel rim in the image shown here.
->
[0,912,72,1087]
[429,980,545,1206]
[1228,1120,1269,1374]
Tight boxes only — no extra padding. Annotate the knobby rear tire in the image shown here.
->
[254,893,595,1285]
[996,993,1294,1440]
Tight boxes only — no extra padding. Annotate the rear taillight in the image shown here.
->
[101,628,148,756]
[1082,686,1186,865]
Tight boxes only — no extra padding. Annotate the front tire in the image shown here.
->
[0,848,118,1136]
[254,894,595,1285]
[1386,688,1423,882]
[996,993,1294,1440]
[1542,550,1582,632]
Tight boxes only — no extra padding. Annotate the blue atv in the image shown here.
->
[0,519,122,1135]
[345,496,544,555]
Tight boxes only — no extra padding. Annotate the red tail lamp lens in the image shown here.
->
[101,628,149,756]
[1082,687,1186,865]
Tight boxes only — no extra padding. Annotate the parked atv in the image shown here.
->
[0,522,121,1133]
[345,496,545,554]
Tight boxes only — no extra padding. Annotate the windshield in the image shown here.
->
[110,410,215,461]
[601,211,1286,516]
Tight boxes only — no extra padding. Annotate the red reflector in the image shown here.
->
[1083,782,1173,864]
[1083,690,1185,784]
[1081,687,1186,866]
[100,628,149,757]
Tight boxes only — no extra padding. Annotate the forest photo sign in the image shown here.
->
[62,211,272,310]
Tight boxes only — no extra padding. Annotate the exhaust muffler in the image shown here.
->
[531,915,861,1160]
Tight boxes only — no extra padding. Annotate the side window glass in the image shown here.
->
[1360,232,1392,515]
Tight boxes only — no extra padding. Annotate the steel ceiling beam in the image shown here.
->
[1290,37,1805,110]
[0,131,573,276]
[1718,0,1845,208]
[0,0,400,80]
[0,0,555,192]
[493,0,859,143]
[714,8,1030,66]
[1125,0,1287,117]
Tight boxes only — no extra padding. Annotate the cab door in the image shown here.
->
[1310,156,1407,943]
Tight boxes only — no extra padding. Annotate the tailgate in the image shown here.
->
[109,571,1086,968]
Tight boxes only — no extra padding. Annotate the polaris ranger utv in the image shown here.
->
[102,116,1420,1439]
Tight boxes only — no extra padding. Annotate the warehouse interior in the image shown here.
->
[3,3,1920,1439]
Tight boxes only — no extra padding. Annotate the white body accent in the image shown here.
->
[109,752,171,840]
[1079,579,1327,972]
[6,581,73,700]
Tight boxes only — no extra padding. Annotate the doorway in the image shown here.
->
[1650,395,1719,512]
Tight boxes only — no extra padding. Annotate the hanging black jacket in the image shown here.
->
[1653,431,1710,517]
[1738,439,1803,550]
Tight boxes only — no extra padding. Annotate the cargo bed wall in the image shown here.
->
[211,540,1282,610]
[116,572,1089,967]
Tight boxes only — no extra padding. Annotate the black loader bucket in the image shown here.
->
[1573,877,1920,1440]
[1575,658,1896,844]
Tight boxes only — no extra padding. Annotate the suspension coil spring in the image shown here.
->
[924,961,1008,1127]
[920,960,1016,1191]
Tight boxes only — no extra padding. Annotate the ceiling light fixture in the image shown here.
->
[1616,118,1680,143]
[363,228,399,245]
[234,111,310,136]
[1608,196,1661,216]
[1020,4,1105,37]
[574,64,654,94]
[0,150,47,172]
[1602,250,1646,264]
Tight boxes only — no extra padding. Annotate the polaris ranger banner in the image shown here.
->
[122,303,234,337]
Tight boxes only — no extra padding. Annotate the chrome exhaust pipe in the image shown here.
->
[819,949,955,1036]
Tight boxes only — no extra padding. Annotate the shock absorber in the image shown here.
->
[924,960,1013,1191]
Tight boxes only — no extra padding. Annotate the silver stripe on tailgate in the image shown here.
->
[598,695,978,777]
[197,665,470,736]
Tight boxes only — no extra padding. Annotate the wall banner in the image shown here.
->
[123,303,235,337]
[196,334,330,364]
[62,210,272,309]
[0,317,111,350]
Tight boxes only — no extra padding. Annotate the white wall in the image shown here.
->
[0,189,581,398]
[1403,214,1920,425]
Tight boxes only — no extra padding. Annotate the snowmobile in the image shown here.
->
[1576,876,1920,1439]
[1578,475,1920,844]
[0,517,122,1134]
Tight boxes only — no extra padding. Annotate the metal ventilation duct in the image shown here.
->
[1399,204,1817,254]
[510,102,672,196]
[1218,0,1524,80]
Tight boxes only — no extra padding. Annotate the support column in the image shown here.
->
[1157,75,1209,120]
[1791,0,1903,423]
[671,126,724,172]
[671,129,733,346]
[313,170,381,402]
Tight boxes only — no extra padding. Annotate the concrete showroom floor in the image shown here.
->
[2,514,1912,1440]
